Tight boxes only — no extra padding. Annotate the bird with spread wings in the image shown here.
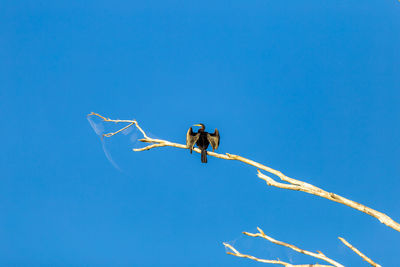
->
[186,123,220,163]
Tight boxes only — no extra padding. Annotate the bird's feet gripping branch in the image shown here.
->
[186,123,220,163]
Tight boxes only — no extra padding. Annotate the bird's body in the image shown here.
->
[186,124,220,163]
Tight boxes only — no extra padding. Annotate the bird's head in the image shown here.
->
[193,123,205,130]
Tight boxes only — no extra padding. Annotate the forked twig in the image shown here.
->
[224,228,381,267]
[240,227,344,267]
[223,230,337,267]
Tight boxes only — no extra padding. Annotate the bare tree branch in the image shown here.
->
[87,112,400,234]
[255,171,399,232]
[242,227,344,267]
[223,240,336,267]
[338,237,382,267]
[224,228,382,267]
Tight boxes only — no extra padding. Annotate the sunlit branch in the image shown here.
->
[255,171,399,233]
[338,237,382,267]
[87,112,400,235]
[223,241,335,267]
[241,227,344,267]
[225,228,382,267]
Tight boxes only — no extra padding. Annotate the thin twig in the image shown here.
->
[338,237,382,267]
[87,112,400,234]
[223,242,334,267]
[242,227,344,267]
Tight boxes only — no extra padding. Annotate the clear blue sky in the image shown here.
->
[1,1,400,266]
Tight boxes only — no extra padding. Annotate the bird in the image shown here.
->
[186,123,220,163]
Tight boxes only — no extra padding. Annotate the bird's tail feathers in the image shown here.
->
[201,149,207,163]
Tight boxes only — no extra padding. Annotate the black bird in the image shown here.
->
[186,123,220,163]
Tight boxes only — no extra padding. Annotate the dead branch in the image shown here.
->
[241,227,344,267]
[338,237,382,267]
[224,228,382,267]
[87,112,400,235]
[223,236,337,267]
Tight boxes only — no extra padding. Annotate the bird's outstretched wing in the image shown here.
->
[207,129,220,152]
[186,127,200,154]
